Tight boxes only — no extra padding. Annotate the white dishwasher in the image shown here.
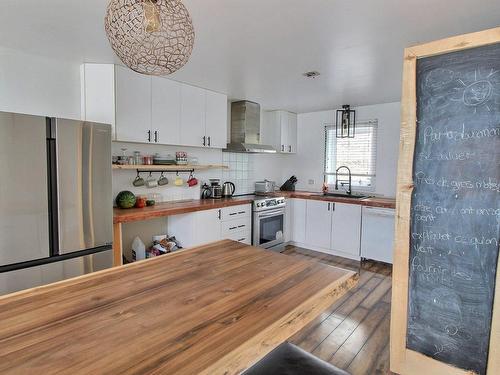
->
[361,206,395,264]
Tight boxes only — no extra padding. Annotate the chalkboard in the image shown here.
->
[407,43,500,375]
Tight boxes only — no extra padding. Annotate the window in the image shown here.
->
[324,119,378,190]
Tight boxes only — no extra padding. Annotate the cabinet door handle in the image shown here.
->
[328,203,331,211]
[331,203,335,211]
[154,130,158,143]
[288,145,292,152]
[218,209,221,220]
[208,136,211,147]
[147,130,151,142]
[203,136,206,146]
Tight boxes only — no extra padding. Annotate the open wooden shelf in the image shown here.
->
[112,164,228,172]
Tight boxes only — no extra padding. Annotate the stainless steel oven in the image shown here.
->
[252,197,286,250]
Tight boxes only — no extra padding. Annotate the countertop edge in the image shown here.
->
[113,193,396,224]
[114,198,254,224]
[199,270,359,375]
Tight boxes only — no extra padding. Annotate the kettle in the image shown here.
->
[222,181,236,198]
[201,183,212,199]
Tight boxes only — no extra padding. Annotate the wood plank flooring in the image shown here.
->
[284,245,393,375]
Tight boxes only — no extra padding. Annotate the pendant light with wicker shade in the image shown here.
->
[104,0,195,76]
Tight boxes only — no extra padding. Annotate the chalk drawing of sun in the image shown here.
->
[450,68,500,113]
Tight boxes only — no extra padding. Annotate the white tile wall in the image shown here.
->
[222,152,255,195]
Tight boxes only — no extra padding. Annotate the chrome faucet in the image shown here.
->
[335,166,352,195]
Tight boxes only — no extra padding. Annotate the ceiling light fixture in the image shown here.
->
[105,0,195,76]
[336,105,356,138]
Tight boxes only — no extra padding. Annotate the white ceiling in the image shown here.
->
[0,0,499,113]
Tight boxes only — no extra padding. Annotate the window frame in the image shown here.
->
[323,119,378,192]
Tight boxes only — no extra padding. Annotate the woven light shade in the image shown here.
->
[105,0,195,76]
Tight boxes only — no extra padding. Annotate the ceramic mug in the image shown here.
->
[158,173,169,186]
[187,174,198,187]
[133,173,145,187]
[146,173,158,188]
[174,175,184,186]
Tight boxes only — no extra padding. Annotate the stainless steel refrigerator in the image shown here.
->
[0,112,113,295]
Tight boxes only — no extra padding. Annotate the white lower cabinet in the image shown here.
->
[168,204,251,248]
[296,199,362,260]
[220,204,251,245]
[305,200,332,249]
[285,199,306,243]
[168,208,221,248]
[196,209,224,245]
[330,202,361,257]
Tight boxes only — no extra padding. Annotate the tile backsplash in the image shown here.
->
[222,153,255,195]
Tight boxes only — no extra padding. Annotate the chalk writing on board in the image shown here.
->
[407,43,500,375]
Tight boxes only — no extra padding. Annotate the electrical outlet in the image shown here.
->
[308,179,315,185]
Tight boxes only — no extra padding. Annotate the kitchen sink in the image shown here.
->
[323,192,370,199]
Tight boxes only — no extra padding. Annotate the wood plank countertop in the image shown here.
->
[267,191,396,209]
[114,196,254,224]
[113,192,395,224]
[0,240,357,375]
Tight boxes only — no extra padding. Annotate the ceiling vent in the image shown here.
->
[303,71,320,78]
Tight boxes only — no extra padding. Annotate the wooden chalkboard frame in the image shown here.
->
[390,27,500,375]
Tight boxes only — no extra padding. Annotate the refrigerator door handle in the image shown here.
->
[47,118,60,256]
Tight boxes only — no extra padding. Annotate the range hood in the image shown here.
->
[224,101,276,153]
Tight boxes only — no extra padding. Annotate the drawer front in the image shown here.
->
[221,217,251,236]
[224,230,252,245]
[221,204,251,221]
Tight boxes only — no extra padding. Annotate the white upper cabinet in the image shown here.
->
[262,110,297,153]
[180,84,206,147]
[80,64,116,136]
[205,90,228,148]
[81,63,228,148]
[287,112,298,153]
[115,65,152,143]
[152,77,181,145]
[180,86,228,148]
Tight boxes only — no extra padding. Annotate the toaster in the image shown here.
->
[255,180,276,195]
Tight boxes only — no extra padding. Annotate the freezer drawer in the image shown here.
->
[0,249,113,296]
[361,207,395,264]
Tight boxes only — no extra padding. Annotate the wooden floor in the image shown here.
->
[284,245,393,375]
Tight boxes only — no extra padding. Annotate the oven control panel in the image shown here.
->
[253,197,286,211]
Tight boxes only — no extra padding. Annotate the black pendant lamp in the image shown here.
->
[336,105,356,138]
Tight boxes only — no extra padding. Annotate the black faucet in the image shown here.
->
[335,166,352,195]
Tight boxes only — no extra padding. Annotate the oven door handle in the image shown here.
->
[257,209,285,218]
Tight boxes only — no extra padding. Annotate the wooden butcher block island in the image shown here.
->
[0,240,357,375]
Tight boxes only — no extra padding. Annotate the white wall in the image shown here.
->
[0,47,81,119]
[287,102,401,197]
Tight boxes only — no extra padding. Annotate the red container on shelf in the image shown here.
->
[135,196,147,208]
